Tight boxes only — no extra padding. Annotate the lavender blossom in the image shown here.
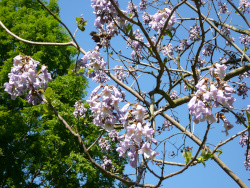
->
[149,7,176,33]
[81,49,110,83]
[101,155,115,171]
[239,0,250,14]
[99,137,111,151]
[202,44,213,57]
[163,118,173,131]
[127,29,144,59]
[73,101,87,118]
[178,39,189,52]
[239,34,250,47]
[162,43,174,56]
[142,11,152,25]
[4,55,52,105]
[237,82,248,99]
[139,0,147,10]
[170,90,179,100]
[189,23,201,41]
[218,0,229,14]
[114,65,129,83]
[235,112,247,124]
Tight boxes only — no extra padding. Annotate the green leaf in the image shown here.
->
[75,17,81,23]
[126,23,132,34]
[68,63,75,74]
[182,149,192,164]
[216,149,222,157]
[78,24,85,31]
[164,30,173,38]
[88,68,93,74]
[246,111,250,127]
[82,20,87,26]
[42,103,53,117]
[44,87,53,103]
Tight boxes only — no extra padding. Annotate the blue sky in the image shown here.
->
[57,0,250,187]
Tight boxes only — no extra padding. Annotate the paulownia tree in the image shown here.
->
[1,0,250,187]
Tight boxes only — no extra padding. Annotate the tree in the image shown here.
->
[1,0,250,187]
[0,0,127,187]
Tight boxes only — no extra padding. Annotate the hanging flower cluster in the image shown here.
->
[239,133,250,170]
[73,101,87,118]
[148,7,176,33]
[91,0,127,46]
[84,85,159,168]
[189,23,201,41]
[188,63,236,134]
[86,85,127,131]
[79,49,110,83]
[126,29,144,59]
[4,55,52,105]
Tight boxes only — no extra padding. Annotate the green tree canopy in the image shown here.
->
[0,0,127,187]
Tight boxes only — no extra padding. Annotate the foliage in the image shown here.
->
[0,0,127,187]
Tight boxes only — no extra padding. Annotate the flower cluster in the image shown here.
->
[139,0,147,11]
[117,121,159,168]
[178,39,189,52]
[162,43,174,56]
[235,112,247,124]
[239,0,250,14]
[73,101,87,118]
[221,26,235,46]
[91,0,119,27]
[218,0,229,14]
[99,137,111,151]
[149,7,176,33]
[127,29,144,59]
[87,85,127,131]
[80,49,110,83]
[170,90,179,100]
[101,155,115,171]
[239,34,250,47]
[188,63,236,134]
[114,65,129,83]
[87,85,159,168]
[189,23,201,41]
[202,44,213,57]
[239,133,250,170]
[91,0,127,46]
[162,118,173,131]
[196,56,206,68]
[239,72,250,81]
[142,11,152,25]
[127,1,138,16]
[4,55,52,105]
[236,82,248,99]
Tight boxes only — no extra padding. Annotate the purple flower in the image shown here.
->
[202,44,213,57]
[239,0,250,14]
[138,142,159,159]
[4,55,52,105]
[73,101,87,118]
[189,23,201,41]
[178,39,189,52]
[239,34,250,47]
[149,7,176,33]
[218,0,229,14]
[162,43,174,56]
[170,90,179,100]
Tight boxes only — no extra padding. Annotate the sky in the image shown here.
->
[57,0,250,187]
